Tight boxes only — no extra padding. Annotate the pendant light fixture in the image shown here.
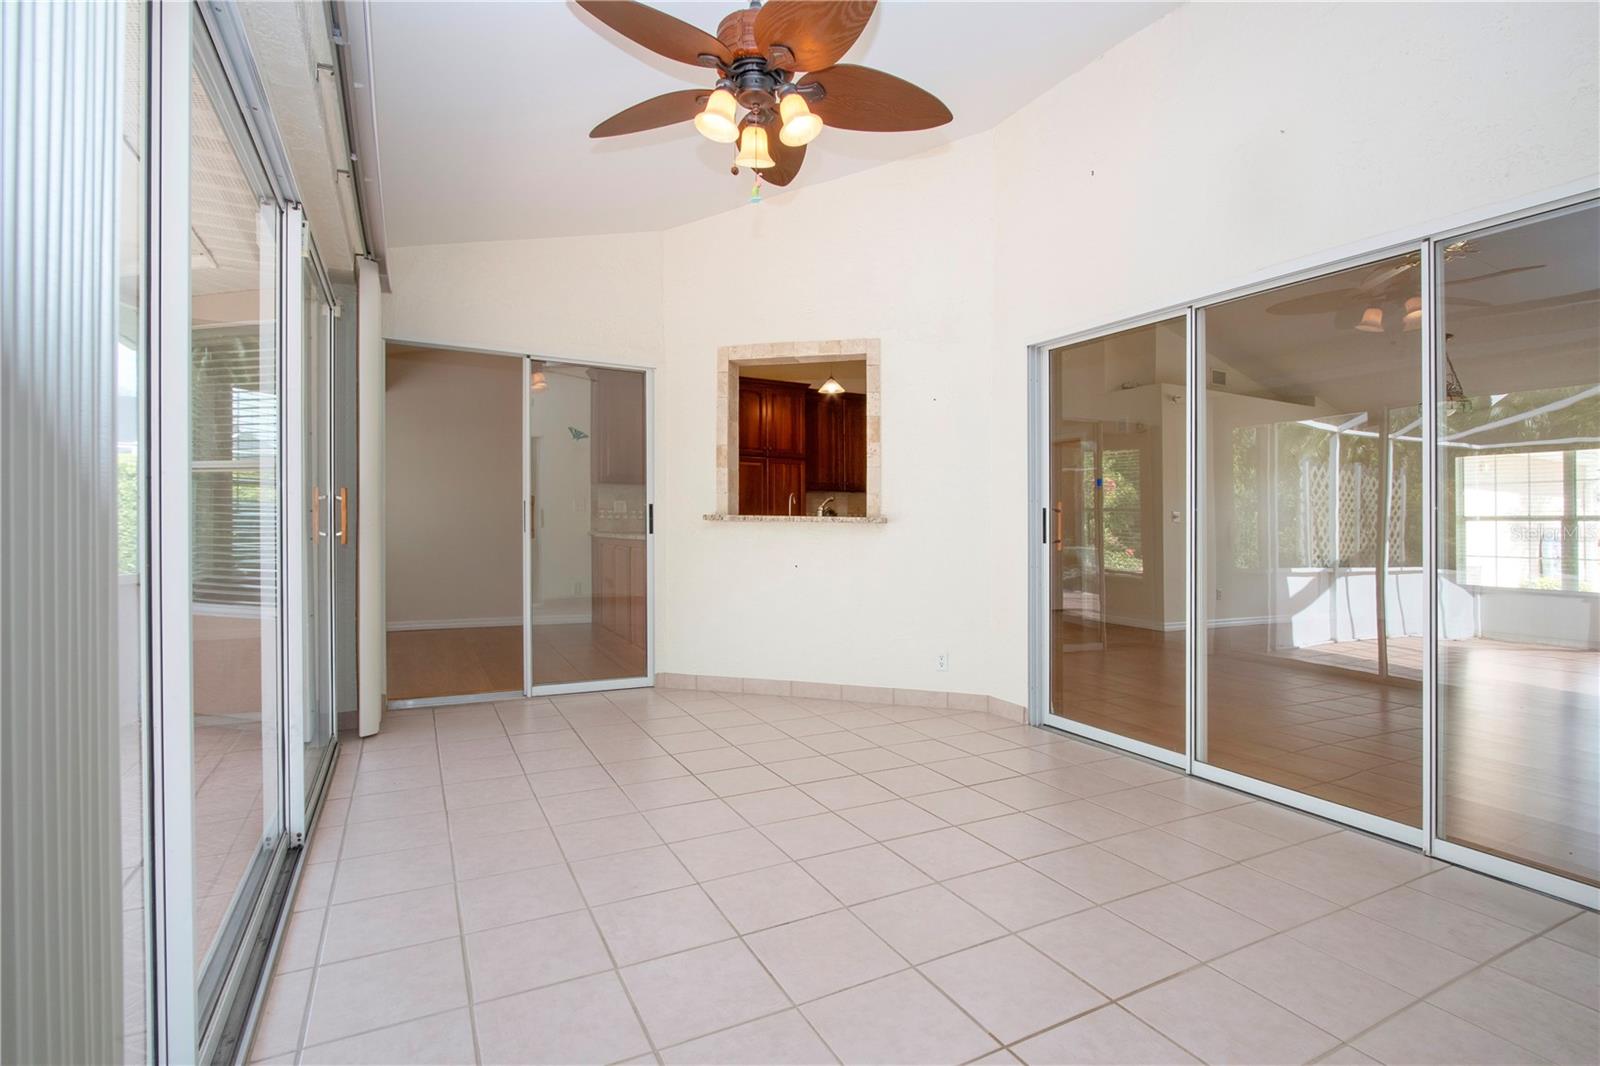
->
[735,124,775,170]
[818,375,845,396]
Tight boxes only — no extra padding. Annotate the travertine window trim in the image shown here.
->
[712,339,882,521]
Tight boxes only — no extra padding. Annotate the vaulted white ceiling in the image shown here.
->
[369,1,1175,246]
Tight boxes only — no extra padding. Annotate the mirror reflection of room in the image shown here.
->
[736,360,867,516]
[1049,319,1188,754]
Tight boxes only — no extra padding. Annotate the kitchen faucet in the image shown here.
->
[787,492,797,516]
[816,496,836,517]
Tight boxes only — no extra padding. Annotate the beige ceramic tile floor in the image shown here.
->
[249,685,1599,1065]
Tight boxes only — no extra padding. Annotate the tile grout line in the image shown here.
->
[279,689,1596,1065]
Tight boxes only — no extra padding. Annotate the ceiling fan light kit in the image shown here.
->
[578,0,952,189]
[735,124,776,170]
[694,88,740,143]
[777,90,823,147]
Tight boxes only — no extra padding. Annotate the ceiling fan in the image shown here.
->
[1265,242,1545,333]
[577,0,952,187]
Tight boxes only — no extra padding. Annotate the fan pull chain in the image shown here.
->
[749,173,764,204]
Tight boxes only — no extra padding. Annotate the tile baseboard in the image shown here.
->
[652,673,1026,724]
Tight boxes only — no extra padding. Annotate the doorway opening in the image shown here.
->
[384,343,652,704]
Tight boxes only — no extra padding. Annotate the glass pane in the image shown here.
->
[1048,318,1186,753]
[530,364,648,684]
[190,62,282,983]
[1438,204,1600,885]
[302,255,334,790]
[117,4,148,1059]
[385,346,524,699]
[1202,253,1423,825]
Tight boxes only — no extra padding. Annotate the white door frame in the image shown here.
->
[381,339,657,708]
[148,1,198,1056]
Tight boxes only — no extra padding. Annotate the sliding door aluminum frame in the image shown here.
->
[146,3,347,1058]
[282,214,343,845]
[1030,306,1192,771]
[148,2,198,1057]
[188,19,299,1056]
[381,338,657,710]
[1027,183,1600,908]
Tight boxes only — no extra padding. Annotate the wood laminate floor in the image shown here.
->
[388,624,647,701]
[1052,616,1598,885]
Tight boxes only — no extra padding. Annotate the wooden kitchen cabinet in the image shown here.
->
[843,393,866,492]
[806,392,867,492]
[737,377,810,514]
[738,457,767,515]
[591,368,645,486]
[592,536,647,652]
[761,385,806,457]
[766,458,806,516]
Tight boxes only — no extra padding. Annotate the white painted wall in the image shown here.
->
[382,2,1599,704]
[383,232,665,367]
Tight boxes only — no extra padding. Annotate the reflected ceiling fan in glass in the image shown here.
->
[577,0,952,188]
[1262,244,1546,334]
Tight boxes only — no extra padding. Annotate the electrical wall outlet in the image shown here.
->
[935,652,949,672]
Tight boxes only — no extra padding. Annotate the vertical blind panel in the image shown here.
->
[0,0,126,1061]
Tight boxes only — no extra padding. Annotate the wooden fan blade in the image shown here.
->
[759,117,806,186]
[1264,288,1364,316]
[590,89,707,137]
[1446,264,1544,286]
[755,0,876,71]
[576,1,731,68]
[798,64,951,132]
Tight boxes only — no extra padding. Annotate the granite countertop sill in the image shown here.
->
[702,513,887,524]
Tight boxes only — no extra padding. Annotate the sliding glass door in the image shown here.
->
[385,349,653,704]
[1434,203,1599,888]
[188,42,287,1019]
[1045,318,1188,760]
[526,363,651,688]
[1032,197,1599,905]
[297,239,337,803]
[1198,253,1425,831]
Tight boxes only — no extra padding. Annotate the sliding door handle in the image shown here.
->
[312,486,325,540]
[336,487,349,545]
[529,496,536,540]
[1052,502,1063,551]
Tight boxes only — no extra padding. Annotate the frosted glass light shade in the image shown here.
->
[735,125,775,169]
[694,89,739,143]
[1356,306,1385,333]
[778,92,823,147]
[1403,295,1422,331]
[818,376,845,395]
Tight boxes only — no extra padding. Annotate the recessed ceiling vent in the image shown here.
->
[1211,369,1228,387]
